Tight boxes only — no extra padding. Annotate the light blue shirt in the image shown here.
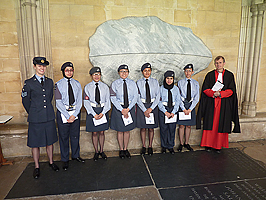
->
[55,77,82,119]
[136,77,160,112]
[158,85,181,114]
[83,81,111,116]
[110,78,138,111]
[34,74,45,83]
[178,78,199,111]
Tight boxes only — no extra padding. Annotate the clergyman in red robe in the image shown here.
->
[196,56,240,153]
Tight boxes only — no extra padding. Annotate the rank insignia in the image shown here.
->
[21,91,27,97]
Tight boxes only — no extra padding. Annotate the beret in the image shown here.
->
[141,63,152,72]
[164,70,175,78]
[89,67,101,75]
[184,64,193,71]
[118,64,129,72]
[61,62,74,71]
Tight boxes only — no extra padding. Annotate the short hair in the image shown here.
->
[214,56,225,63]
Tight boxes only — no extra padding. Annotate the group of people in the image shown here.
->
[21,55,240,179]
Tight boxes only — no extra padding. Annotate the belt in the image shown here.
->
[141,98,155,103]
[120,101,131,106]
[91,102,105,108]
[65,105,76,111]
[181,97,193,103]
[162,102,175,106]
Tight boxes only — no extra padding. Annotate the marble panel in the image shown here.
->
[89,16,212,85]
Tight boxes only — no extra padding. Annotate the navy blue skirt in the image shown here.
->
[110,105,136,132]
[136,103,158,129]
[177,101,196,126]
[27,120,58,148]
[86,107,109,132]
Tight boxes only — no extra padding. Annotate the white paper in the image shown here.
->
[93,114,107,126]
[145,113,155,124]
[61,111,78,123]
[122,112,133,126]
[165,114,177,124]
[0,115,13,124]
[179,112,191,120]
[212,81,224,91]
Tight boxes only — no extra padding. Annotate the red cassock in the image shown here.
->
[196,69,240,150]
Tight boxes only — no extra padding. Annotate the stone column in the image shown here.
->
[238,3,266,117]
[15,0,53,83]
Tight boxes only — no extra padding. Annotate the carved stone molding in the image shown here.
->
[15,0,53,83]
[237,1,266,117]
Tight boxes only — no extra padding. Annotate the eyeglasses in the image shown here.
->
[65,69,74,73]
[119,70,129,73]
[92,73,101,76]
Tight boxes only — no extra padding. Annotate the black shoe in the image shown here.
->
[119,150,125,159]
[161,147,166,153]
[205,147,212,152]
[141,147,146,155]
[184,144,193,151]
[215,149,221,154]
[93,152,99,161]
[62,161,69,171]
[124,149,131,158]
[72,157,85,163]
[100,151,107,160]
[168,148,175,154]
[148,147,153,156]
[33,168,40,179]
[49,163,59,172]
[177,144,183,152]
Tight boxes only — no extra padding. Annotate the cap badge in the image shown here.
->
[41,60,44,63]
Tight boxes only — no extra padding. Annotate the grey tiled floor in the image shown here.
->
[0,139,265,200]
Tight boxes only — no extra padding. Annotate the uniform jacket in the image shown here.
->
[22,76,55,123]
[196,69,240,133]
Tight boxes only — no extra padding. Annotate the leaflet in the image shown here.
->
[145,113,155,124]
[93,114,107,126]
[179,112,191,120]
[122,112,133,126]
[165,114,177,124]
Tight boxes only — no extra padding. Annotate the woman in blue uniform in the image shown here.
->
[158,70,181,154]
[21,57,59,179]
[84,67,111,161]
[55,62,84,171]
[177,64,199,152]
[136,63,160,156]
[110,65,138,159]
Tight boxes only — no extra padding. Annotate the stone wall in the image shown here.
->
[0,0,24,124]
[1,115,266,157]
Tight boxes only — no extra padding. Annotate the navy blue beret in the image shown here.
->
[118,64,129,72]
[184,64,193,71]
[61,62,74,71]
[164,70,175,78]
[89,67,101,75]
[141,63,152,72]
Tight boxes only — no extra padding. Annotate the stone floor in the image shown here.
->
[0,139,265,200]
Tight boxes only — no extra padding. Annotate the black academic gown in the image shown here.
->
[196,69,240,133]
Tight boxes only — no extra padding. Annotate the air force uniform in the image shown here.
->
[22,75,58,148]
[84,81,111,132]
[158,71,181,150]
[136,77,160,128]
[55,77,82,162]
[177,78,199,125]
[110,78,138,132]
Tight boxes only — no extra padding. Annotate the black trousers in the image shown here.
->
[158,106,177,149]
[57,110,81,162]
